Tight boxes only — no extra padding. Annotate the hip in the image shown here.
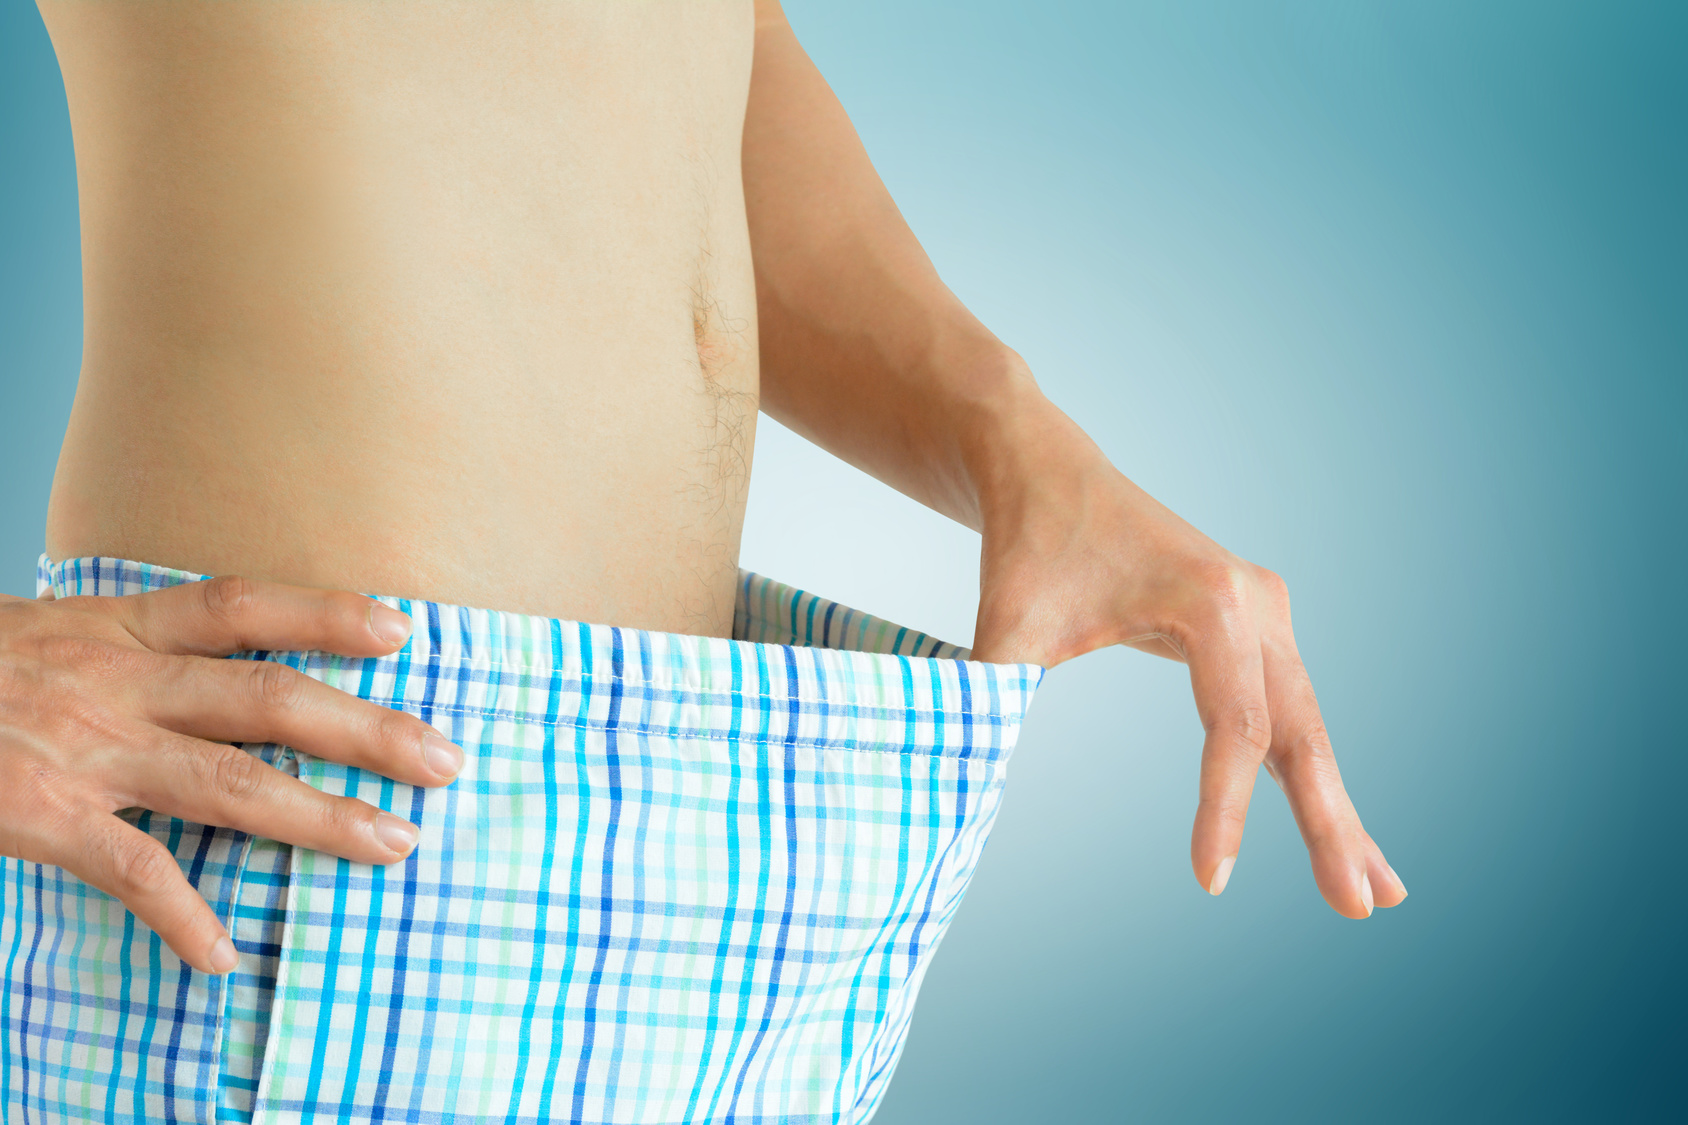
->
[2,554,1042,1125]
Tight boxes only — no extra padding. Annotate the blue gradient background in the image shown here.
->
[2,2,1681,1121]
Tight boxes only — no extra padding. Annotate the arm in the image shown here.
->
[743,0,1406,917]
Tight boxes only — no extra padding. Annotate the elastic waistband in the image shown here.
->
[39,555,1042,762]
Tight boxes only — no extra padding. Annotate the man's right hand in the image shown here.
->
[0,575,466,976]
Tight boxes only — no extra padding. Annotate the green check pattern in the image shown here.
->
[2,556,1041,1124]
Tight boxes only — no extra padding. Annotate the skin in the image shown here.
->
[2,0,1404,977]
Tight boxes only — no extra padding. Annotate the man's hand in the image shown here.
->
[743,2,1401,918]
[0,576,466,974]
[968,405,1407,918]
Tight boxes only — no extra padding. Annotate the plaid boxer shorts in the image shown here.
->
[2,555,1042,1124]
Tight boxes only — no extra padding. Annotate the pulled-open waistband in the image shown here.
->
[39,554,1042,763]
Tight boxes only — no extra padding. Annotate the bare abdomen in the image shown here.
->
[41,0,759,634]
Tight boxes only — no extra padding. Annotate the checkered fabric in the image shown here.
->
[2,556,1041,1124]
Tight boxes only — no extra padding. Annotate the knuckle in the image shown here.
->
[201,575,257,627]
[1195,560,1253,615]
[1198,793,1252,829]
[1225,703,1274,753]
[1254,566,1289,603]
[209,747,267,802]
[323,591,364,630]
[1265,726,1339,782]
[109,837,179,898]
[324,795,375,841]
[249,662,306,712]
[374,711,419,759]
[1301,723,1335,758]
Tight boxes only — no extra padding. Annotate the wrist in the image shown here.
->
[950,356,1109,535]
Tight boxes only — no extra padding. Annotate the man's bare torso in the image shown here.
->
[40,0,758,635]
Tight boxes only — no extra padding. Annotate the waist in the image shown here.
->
[46,334,759,633]
[38,554,1040,755]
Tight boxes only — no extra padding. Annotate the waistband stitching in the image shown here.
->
[372,699,1019,757]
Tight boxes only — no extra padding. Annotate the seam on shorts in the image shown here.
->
[211,828,257,1123]
[340,699,1019,759]
[293,650,1039,702]
[267,657,1032,726]
[246,748,299,1125]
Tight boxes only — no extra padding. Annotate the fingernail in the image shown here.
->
[369,603,412,648]
[1360,871,1375,917]
[1387,864,1408,898]
[209,935,240,974]
[423,732,465,779]
[376,812,419,857]
[1208,855,1236,896]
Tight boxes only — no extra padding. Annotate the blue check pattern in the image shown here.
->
[2,556,1041,1124]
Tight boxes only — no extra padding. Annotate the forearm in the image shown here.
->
[742,3,1401,920]
[744,0,1088,532]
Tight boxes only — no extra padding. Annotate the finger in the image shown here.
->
[1367,848,1410,908]
[142,656,464,785]
[115,728,422,867]
[37,587,56,602]
[58,810,241,974]
[113,575,413,659]
[1261,632,1407,917]
[1185,610,1271,898]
